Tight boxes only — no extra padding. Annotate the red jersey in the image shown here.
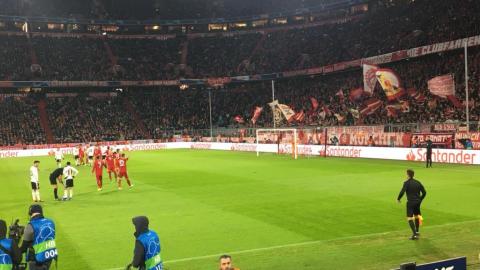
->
[116,157,128,173]
[79,147,85,157]
[105,154,115,169]
[92,159,106,176]
[94,147,102,157]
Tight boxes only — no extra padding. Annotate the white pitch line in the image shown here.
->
[103,219,480,270]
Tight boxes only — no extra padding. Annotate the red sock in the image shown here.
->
[126,177,132,186]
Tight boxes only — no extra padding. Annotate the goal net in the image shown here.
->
[256,128,298,159]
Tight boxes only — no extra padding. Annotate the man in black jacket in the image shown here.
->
[0,219,23,269]
[129,216,163,270]
[397,169,427,240]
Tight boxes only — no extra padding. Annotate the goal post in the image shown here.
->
[256,128,298,159]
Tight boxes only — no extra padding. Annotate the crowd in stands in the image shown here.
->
[0,0,479,81]
[0,36,31,81]
[46,95,144,143]
[0,0,338,20]
[0,96,46,146]
[0,45,478,146]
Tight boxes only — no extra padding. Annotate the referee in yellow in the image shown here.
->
[397,169,427,240]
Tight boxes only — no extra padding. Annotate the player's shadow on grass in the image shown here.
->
[98,190,118,196]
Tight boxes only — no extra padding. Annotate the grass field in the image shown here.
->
[1,149,480,270]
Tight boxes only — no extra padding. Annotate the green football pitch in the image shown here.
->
[1,149,480,270]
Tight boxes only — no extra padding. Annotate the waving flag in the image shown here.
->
[251,106,263,124]
[375,69,405,101]
[363,64,378,94]
[269,100,296,122]
[428,74,463,108]
[428,74,455,98]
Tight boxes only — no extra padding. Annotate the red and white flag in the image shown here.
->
[428,74,455,98]
[363,64,378,95]
[251,106,263,124]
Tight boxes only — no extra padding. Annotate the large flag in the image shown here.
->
[360,98,383,116]
[375,68,405,101]
[268,100,295,123]
[310,97,319,111]
[234,115,245,123]
[363,64,378,94]
[349,87,364,102]
[251,106,263,124]
[428,74,455,98]
[407,88,426,104]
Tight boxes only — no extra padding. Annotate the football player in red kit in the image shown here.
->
[92,155,107,191]
[105,153,117,182]
[115,153,133,190]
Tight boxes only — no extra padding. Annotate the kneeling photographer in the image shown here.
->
[20,205,57,270]
[0,219,22,270]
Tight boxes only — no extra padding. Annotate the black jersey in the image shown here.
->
[49,168,64,179]
[397,178,427,203]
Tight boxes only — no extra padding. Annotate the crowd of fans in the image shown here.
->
[0,45,478,145]
[0,36,31,81]
[0,96,46,146]
[0,0,479,80]
[46,95,144,143]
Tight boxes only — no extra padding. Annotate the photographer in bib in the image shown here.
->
[0,220,22,270]
[19,205,58,270]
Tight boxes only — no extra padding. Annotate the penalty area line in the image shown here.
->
[103,218,480,270]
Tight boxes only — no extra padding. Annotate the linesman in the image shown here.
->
[397,169,427,240]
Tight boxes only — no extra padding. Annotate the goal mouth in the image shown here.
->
[256,128,298,159]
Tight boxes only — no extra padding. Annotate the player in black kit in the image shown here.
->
[397,169,427,240]
[425,137,433,168]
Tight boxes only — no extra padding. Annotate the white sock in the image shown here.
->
[63,190,68,198]
[32,191,36,201]
[35,190,41,201]
[69,189,73,198]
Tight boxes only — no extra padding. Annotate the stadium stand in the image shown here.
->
[0,0,479,146]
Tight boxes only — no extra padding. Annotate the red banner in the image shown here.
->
[411,133,455,148]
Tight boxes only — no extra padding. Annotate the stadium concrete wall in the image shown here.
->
[0,142,479,165]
